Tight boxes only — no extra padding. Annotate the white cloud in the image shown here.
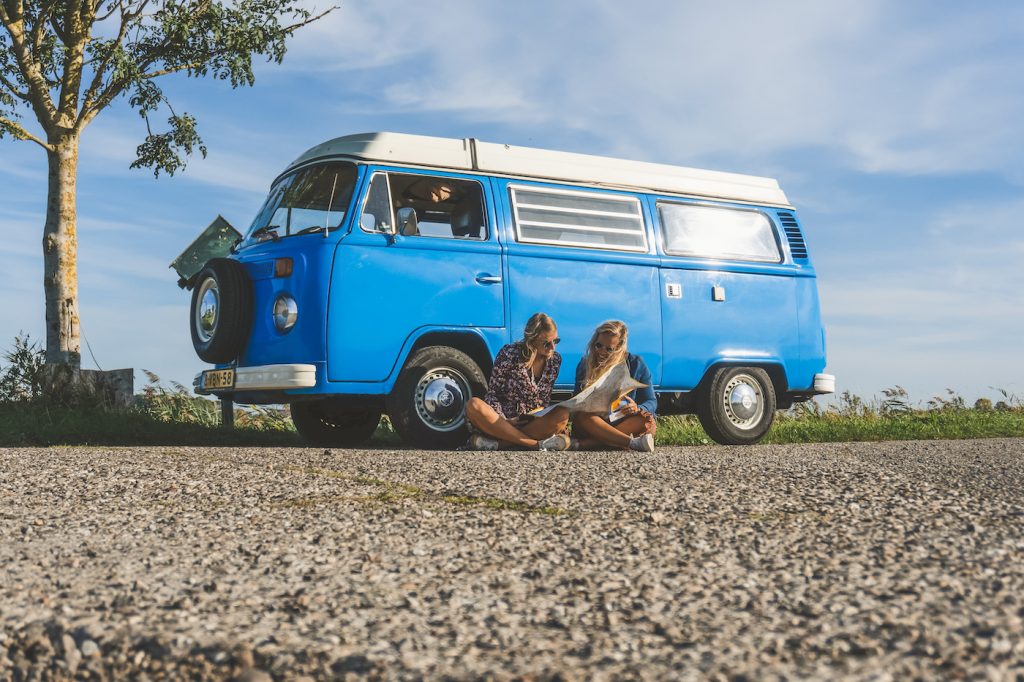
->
[277,1,1024,179]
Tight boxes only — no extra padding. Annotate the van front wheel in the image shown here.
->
[697,367,777,445]
[388,346,487,449]
[290,400,381,447]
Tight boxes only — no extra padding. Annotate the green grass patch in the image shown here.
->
[766,409,1024,443]
[0,402,304,447]
[3,402,1022,448]
[655,407,1024,446]
[2,336,1022,447]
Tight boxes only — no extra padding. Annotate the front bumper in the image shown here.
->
[194,363,317,395]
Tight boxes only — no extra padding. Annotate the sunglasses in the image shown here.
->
[541,337,561,350]
[594,341,619,352]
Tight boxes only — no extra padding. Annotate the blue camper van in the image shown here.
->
[187,132,834,447]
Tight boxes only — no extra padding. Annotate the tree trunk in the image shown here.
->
[43,134,81,369]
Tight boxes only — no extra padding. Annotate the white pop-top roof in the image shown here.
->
[288,132,790,207]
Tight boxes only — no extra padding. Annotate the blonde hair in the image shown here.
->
[519,312,557,366]
[582,320,629,387]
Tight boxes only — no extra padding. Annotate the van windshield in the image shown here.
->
[244,162,358,243]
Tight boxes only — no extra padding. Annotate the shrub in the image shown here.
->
[0,333,45,403]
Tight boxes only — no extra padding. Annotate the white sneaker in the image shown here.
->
[537,433,571,451]
[468,433,500,451]
[629,433,655,452]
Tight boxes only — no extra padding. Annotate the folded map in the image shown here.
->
[533,362,647,417]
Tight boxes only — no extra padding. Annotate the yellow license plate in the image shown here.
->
[202,368,235,390]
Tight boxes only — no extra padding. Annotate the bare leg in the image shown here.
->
[519,407,569,440]
[573,414,648,450]
[465,398,539,448]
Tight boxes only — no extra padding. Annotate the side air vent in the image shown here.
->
[777,211,808,261]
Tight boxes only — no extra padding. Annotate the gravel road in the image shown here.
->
[2,439,1023,680]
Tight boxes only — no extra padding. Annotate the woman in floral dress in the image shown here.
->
[464,312,571,451]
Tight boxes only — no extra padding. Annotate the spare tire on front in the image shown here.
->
[190,258,253,364]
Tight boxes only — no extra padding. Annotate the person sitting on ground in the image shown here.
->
[464,313,571,451]
[572,320,657,452]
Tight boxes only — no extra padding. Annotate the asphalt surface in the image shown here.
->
[1,439,1022,680]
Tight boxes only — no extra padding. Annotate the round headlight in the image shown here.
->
[273,294,298,332]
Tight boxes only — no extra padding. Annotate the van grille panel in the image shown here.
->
[777,211,808,261]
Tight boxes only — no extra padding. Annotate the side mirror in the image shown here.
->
[396,207,419,237]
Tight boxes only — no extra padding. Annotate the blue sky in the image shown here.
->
[2,0,1022,405]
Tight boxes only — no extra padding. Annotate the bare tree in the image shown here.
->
[1,0,330,368]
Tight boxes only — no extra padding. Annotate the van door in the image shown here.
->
[497,180,662,391]
[654,199,799,389]
[327,168,504,382]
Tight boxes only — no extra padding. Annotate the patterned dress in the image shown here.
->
[483,341,562,420]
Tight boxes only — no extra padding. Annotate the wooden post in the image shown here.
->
[221,397,234,428]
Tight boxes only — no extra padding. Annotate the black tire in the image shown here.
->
[387,346,487,449]
[697,367,777,445]
[291,400,382,447]
[190,258,252,364]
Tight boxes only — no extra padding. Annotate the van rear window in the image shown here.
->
[658,202,781,263]
[510,186,647,252]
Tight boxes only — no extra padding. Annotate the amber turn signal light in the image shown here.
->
[274,258,293,278]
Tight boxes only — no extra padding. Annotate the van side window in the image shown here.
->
[510,185,647,252]
[361,172,487,240]
[658,202,781,263]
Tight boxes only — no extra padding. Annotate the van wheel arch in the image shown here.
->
[404,331,494,379]
[695,362,787,399]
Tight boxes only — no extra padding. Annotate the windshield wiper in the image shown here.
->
[251,225,280,242]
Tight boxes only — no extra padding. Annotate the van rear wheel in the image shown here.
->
[387,346,487,449]
[291,400,381,447]
[697,367,776,445]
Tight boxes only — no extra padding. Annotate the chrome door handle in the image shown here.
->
[475,274,502,284]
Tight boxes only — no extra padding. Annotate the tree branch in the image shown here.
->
[77,1,335,130]
[29,2,52,52]
[75,0,149,130]
[0,67,31,101]
[0,114,54,149]
[0,3,58,128]
[1,0,23,24]
[139,60,201,79]
[48,14,67,44]
[95,0,124,23]
[56,0,92,121]
[132,0,211,73]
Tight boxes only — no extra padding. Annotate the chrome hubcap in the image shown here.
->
[723,374,764,429]
[195,278,220,343]
[414,366,469,431]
